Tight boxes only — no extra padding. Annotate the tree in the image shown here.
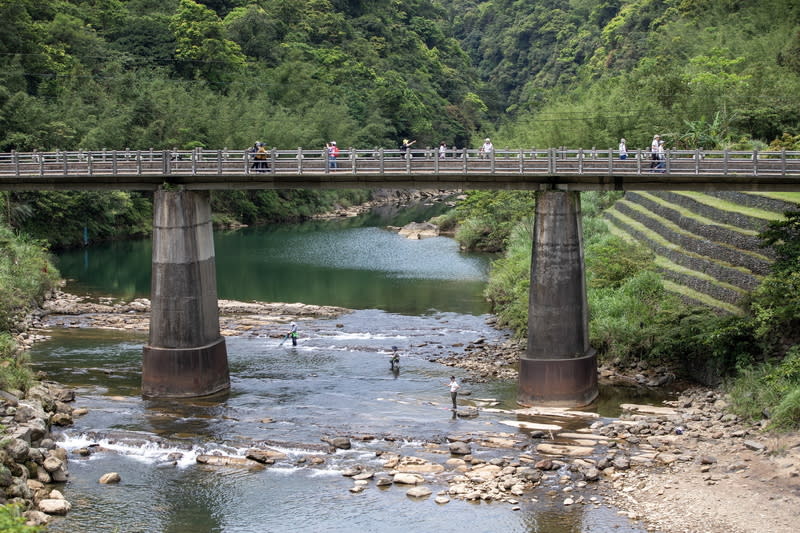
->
[170,0,246,86]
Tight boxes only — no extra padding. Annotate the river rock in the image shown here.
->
[38,498,71,515]
[99,472,121,484]
[406,486,432,498]
[246,448,286,464]
[22,510,50,526]
[449,441,471,455]
[196,455,254,466]
[536,443,595,456]
[322,436,351,450]
[393,473,424,485]
[396,456,444,474]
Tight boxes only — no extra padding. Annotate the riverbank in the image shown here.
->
[8,292,800,532]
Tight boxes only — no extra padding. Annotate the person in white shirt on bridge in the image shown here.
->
[619,138,628,160]
[650,134,661,169]
[479,138,494,159]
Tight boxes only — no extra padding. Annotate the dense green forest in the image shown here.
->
[1,0,800,427]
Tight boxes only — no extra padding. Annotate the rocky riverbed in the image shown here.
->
[5,292,800,532]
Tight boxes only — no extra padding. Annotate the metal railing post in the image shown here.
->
[217,150,223,174]
[578,149,584,175]
[694,149,700,174]
[518,149,524,173]
[608,148,613,174]
[462,148,468,173]
[12,150,19,176]
[379,148,385,174]
[434,148,439,174]
[350,147,356,174]
[112,151,117,175]
[63,151,69,175]
[270,148,276,174]
[665,150,671,174]
[136,151,142,175]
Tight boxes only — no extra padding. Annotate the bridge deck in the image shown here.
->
[2,148,800,191]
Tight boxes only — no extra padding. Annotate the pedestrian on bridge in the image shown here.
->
[400,139,416,158]
[650,134,661,169]
[327,141,339,169]
[479,138,494,159]
[439,141,447,159]
[619,138,628,160]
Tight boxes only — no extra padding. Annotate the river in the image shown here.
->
[32,202,656,532]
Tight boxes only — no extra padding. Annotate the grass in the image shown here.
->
[661,279,742,314]
[604,207,761,276]
[744,191,800,204]
[727,347,800,431]
[671,191,788,221]
[618,199,773,263]
[634,191,759,236]
[605,218,743,312]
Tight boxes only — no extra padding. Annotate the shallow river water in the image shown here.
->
[33,204,661,532]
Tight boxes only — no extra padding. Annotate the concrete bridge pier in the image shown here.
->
[518,190,598,407]
[142,188,230,398]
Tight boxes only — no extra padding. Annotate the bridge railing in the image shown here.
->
[1,148,799,177]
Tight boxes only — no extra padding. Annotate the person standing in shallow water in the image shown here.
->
[446,376,461,410]
[287,322,298,346]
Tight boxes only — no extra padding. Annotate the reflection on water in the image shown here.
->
[56,204,492,315]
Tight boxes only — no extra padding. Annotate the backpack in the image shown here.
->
[256,146,267,160]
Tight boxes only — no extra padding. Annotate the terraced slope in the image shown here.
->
[603,191,800,311]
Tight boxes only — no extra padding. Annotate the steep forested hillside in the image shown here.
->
[0,0,482,151]
[451,0,800,149]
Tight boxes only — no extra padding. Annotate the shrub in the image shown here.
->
[0,225,60,331]
[0,503,44,532]
[0,346,36,393]
[728,346,800,430]
[586,233,655,289]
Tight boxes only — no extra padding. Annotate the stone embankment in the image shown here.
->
[0,381,77,526]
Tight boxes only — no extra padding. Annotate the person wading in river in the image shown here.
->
[389,346,400,370]
[445,376,461,410]
[287,322,298,346]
